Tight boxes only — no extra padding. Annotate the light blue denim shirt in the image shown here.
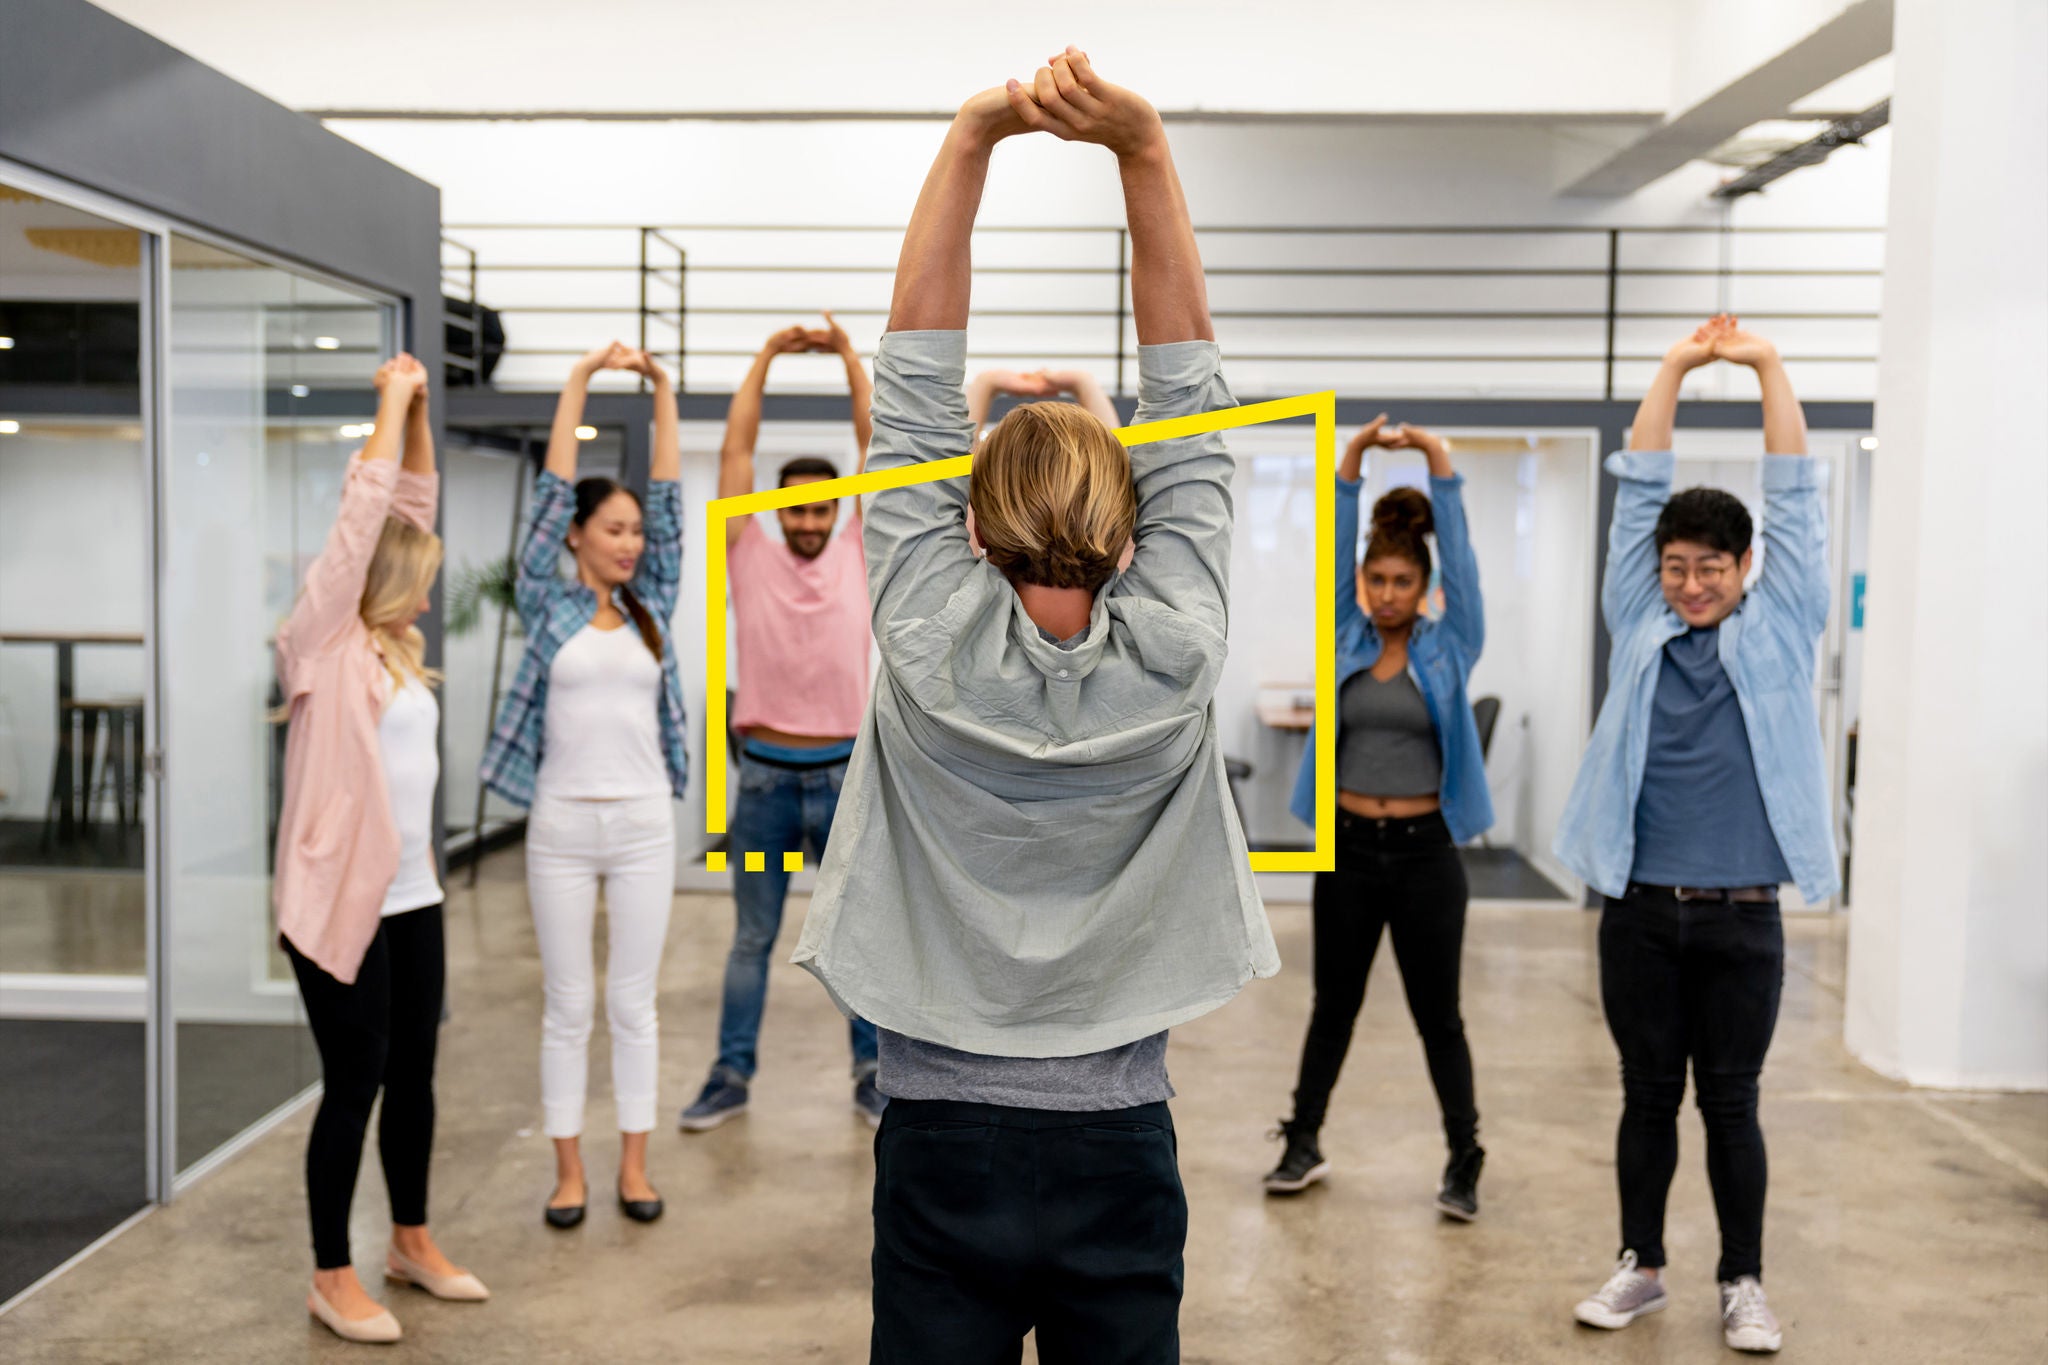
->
[793,330,1280,1058]
[1288,472,1495,843]
[1553,449,1839,901]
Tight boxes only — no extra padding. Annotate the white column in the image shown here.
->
[1844,0,2048,1089]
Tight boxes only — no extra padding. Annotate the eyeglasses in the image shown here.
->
[1660,559,1734,586]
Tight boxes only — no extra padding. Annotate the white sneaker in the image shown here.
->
[1573,1251,1669,1330]
[1719,1276,1783,1353]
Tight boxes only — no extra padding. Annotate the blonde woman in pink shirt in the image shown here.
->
[274,353,488,1344]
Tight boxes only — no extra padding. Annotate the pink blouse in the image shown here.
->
[272,453,439,984]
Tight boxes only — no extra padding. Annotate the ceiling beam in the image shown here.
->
[1562,0,1894,198]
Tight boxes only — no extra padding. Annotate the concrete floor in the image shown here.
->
[1,847,2043,1363]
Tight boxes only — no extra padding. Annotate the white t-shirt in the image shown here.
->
[536,621,669,801]
[378,675,444,917]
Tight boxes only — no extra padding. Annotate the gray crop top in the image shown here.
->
[1337,668,1443,798]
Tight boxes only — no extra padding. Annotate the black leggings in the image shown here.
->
[1289,810,1477,1150]
[283,905,445,1271]
[1600,886,1783,1282]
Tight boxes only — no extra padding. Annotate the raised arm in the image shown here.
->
[545,341,629,481]
[280,357,423,666]
[887,91,1027,331]
[719,326,809,545]
[1719,324,1828,637]
[1393,424,1483,660]
[820,311,874,469]
[622,348,685,618]
[1332,415,1389,638]
[864,94,1031,636]
[390,362,438,533]
[1041,369,1120,428]
[1604,324,1717,632]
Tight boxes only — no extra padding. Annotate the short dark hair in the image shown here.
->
[1655,487,1752,558]
[778,457,839,487]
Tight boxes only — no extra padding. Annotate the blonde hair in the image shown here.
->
[360,517,444,692]
[970,401,1135,593]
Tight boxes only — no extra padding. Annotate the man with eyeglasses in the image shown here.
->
[1556,315,1837,1355]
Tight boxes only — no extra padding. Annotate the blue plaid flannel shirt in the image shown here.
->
[480,471,690,808]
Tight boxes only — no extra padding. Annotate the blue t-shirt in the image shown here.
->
[1630,625,1792,888]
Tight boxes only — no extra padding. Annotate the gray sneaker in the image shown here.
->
[1719,1277,1783,1353]
[678,1066,749,1132]
[1574,1251,1669,1330]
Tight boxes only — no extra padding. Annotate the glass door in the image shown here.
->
[160,232,397,1178]
[0,174,153,1303]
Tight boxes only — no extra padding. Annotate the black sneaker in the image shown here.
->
[678,1066,749,1132]
[1262,1120,1330,1194]
[852,1063,888,1129]
[1436,1143,1484,1220]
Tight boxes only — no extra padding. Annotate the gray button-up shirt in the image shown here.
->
[792,329,1279,1058]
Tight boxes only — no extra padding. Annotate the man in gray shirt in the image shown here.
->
[793,48,1276,1365]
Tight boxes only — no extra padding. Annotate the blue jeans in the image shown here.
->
[718,754,877,1078]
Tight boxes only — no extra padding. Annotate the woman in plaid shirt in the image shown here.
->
[481,341,688,1231]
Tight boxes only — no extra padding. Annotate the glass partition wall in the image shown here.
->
[0,180,152,1305]
[0,161,402,1301]
[163,234,397,1173]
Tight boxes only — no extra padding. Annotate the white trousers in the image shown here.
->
[525,792,676,1138]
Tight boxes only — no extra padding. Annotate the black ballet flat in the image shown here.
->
[617,1187,664,1224]
[544,1200,586,1230]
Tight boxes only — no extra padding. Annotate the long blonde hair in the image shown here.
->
[970,401,1135,593]
[361,517,444,692]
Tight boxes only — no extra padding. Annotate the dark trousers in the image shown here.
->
[871,1098,1186,1365]
[283,905,445,1270]
[1599,886,1783,1282]
[1289,810,1477,1150]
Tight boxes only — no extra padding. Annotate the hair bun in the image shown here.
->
[1370,486,1435,538]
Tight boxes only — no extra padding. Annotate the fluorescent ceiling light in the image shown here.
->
[0,336,14,349]
[575,425,598,441]
[290,384,311,398]
[313,336,340,350]
[1859,436,1878,450]
[0,420,20,434]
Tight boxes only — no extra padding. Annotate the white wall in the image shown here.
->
[1843,0,2048,1091]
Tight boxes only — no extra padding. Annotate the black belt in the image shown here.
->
[1629,882,1779,905]
[740,744,852,771]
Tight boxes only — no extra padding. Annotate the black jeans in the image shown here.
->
[1599,886,1784,1282]
[283,905,445,1270]
[871,1098,1186,1365]
[1289,810,1477,1150]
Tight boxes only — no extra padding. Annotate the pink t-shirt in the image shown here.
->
[729,514,872,738]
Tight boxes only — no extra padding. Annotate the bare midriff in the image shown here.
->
[743,726,855,748]
[1337,790,1442,819]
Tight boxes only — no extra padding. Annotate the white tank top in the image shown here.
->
[378,675,444,917]
[537,621,669,800]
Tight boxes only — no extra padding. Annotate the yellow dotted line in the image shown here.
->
[706,852,805,873]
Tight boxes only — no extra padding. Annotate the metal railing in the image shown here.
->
[440,223,1885,400]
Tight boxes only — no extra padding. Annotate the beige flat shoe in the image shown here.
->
[308,1286,402,1343]
[386,1245,491,1302]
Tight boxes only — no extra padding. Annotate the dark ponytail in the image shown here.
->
[1364,486,1434,577]
[573,477,663,661]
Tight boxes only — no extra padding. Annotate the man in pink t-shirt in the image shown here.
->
[680,314,884,1133]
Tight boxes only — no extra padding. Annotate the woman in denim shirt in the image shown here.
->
[480,341,688,1231]
[1271,415,1494,1219]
